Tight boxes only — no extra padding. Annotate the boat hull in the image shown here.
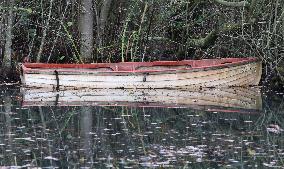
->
[21,58,262,89]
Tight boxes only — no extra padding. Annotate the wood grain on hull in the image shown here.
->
[22,87,262,113]
[21,58,262,89]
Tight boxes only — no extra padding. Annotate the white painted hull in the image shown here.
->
[21,58,262,89]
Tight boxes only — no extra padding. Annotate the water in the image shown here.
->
[0,86,283,168]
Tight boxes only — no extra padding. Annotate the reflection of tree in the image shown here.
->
[2,94,13,165]
[80,106,93,166]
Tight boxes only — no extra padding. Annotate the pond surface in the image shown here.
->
[0,86,284,168]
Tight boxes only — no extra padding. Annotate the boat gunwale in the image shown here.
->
[21,57,260,75]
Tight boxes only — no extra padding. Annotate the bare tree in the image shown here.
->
[0,1,5,61]
[3,0,14,69]
[80,0,94,63]
[96,0,112,49]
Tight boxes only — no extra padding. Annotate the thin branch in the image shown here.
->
[133,2,148,61]
[36,0,54,62]
[47,1,70,63]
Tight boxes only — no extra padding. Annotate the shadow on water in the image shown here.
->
[0,87,283,168]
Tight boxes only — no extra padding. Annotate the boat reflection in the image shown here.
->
[21,87,262,113]
[2,87,280,168]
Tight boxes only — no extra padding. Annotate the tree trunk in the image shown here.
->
[80,0,94,63]
[0,0,5,60]
[3,0,14,69]
[97,0,112,49]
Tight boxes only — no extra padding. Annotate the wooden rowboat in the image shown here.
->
[21,87,262,113]
[20,57,262,89]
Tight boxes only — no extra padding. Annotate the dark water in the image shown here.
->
[0,87,284,168]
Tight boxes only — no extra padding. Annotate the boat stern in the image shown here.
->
[253,60,262,86]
